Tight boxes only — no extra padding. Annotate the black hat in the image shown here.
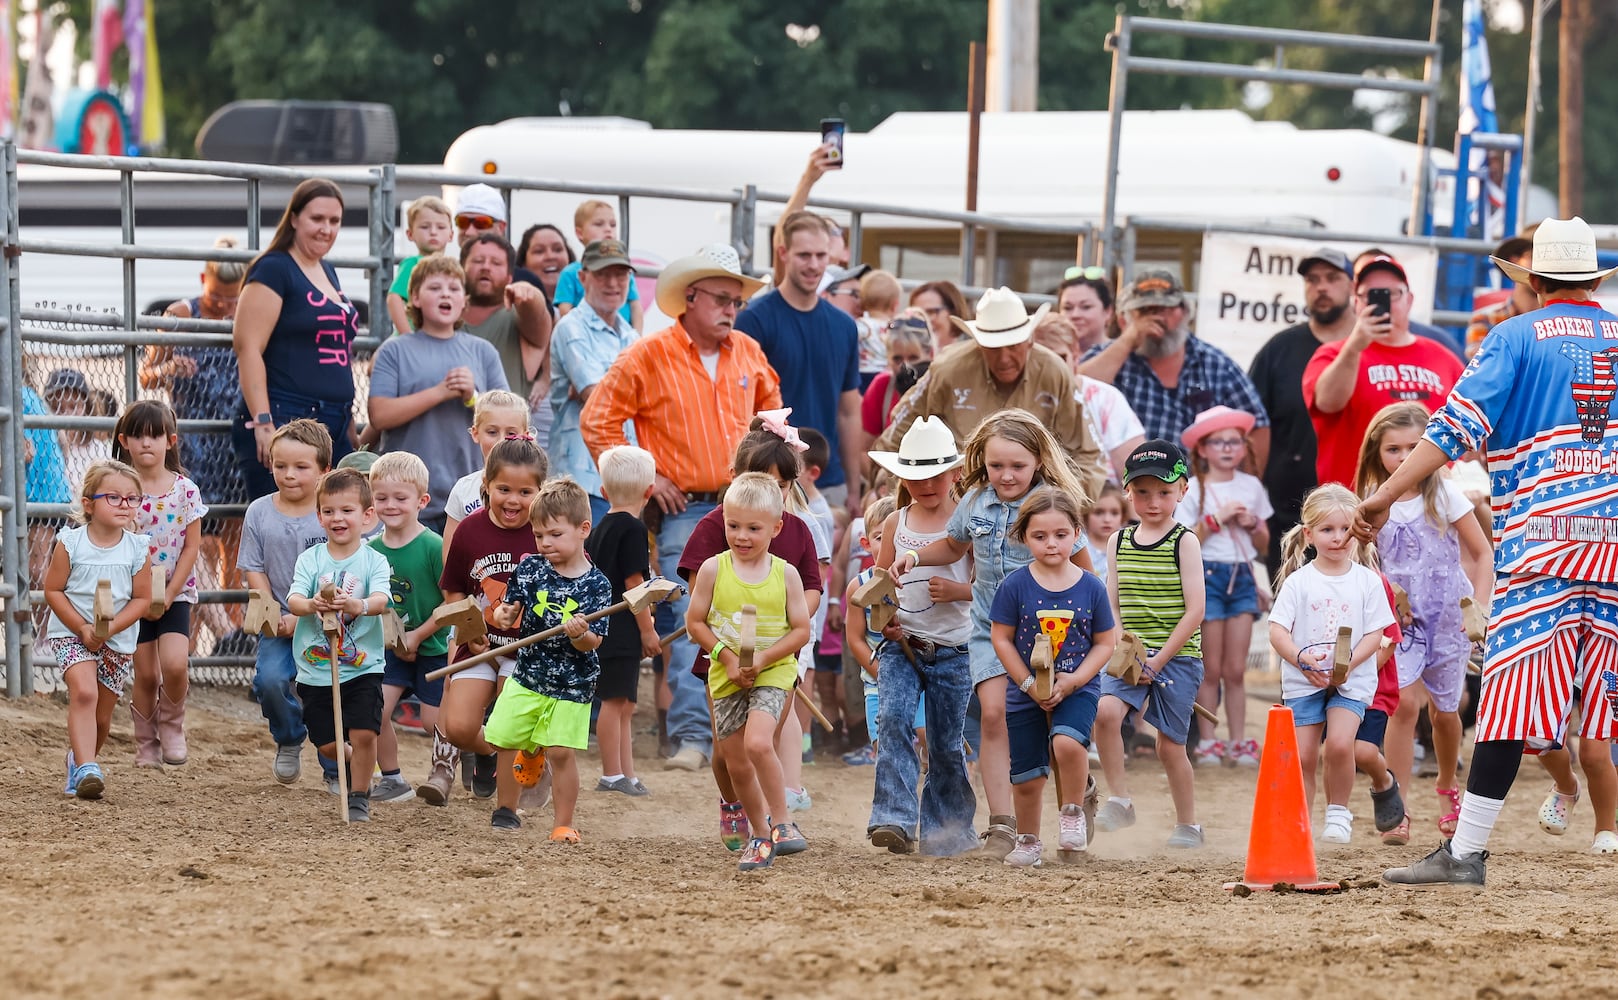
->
[1123,439,1188,485]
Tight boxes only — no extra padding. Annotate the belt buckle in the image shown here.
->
[907,634,937,660]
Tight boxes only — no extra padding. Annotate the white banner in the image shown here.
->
[1194,232,1439,369]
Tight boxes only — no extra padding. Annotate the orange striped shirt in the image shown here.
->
[581,320,782,493]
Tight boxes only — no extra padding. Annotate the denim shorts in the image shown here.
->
[1356,706,1389,747]
[1285,687,1368,727]
[381,650,446,707]
[1099,654,1204,744]
[1204,561,1259,620]
[1007,687,1099,784]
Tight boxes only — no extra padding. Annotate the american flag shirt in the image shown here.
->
[1426,299,1618,582]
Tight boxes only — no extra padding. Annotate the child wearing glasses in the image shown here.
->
[1175,407,1270,768]
[42,459,155,799]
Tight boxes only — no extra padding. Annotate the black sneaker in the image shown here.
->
[491,806,521,831]
[472,753,498,799]
[347,791,371,823]
[1370,773,1406,832]
[1383,842,1487,887]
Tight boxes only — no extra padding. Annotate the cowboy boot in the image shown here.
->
[156,685,189,765]
[131,703,163,769]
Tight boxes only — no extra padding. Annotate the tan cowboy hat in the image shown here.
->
[949,286,1050,349]
[868,416,965,481]
[654,243,766,317]
[1493,217,1618,284]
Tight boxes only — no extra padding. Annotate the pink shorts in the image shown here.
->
[45,637,133,694]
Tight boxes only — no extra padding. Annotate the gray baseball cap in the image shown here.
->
[1298,247,1352,277]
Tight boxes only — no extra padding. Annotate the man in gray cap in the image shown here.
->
[1247,247,1356,571]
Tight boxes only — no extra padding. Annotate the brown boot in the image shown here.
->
[417,727,460,806]
[156,686,188,765]
[131,704,163,769]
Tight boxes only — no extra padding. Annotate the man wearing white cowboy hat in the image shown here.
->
[875,286,1107,498]
[1356,217,1618,888]
[582,243,780,771]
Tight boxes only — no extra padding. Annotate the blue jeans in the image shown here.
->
[254,635,337,779]
[655,501,716,757]
[867,643,978,856]
[233,388,354,500]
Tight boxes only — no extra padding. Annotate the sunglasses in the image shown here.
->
[456,214,498,230]
[1064,265,1107,281]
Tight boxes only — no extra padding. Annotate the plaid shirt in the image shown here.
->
[1082,335,1269,442]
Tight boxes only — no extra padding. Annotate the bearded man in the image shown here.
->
[461,233,554,447]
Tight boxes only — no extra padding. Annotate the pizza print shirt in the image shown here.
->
[132,473,208,603]
[989,565,1115,715]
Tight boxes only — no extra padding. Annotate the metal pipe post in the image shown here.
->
[3,142,29,696]
[618,194,632,252]
[847,210,864,265]
[370,165,395,339]
[729,185,757,272]
[247,178,261,249]
[120,169,139,404]
[1100,15,1132,274]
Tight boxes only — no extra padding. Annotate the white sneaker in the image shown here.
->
[1194,739,1224,767]
[1058,804,1087,853]
[1322,816,1353,844]
[1591,831,1618,855]
[1003,834,1043,867]
[785,786,812,812]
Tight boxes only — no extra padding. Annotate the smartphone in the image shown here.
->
[1367,287,1391,317]
[820,118,845,168]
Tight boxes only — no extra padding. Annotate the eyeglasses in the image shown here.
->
[1205,438,1245,450]
[90,493,143,508]
[456,214,498,231]
[687,287,747,311]
[1064,265,1107,281]
[829,287,860,299]
[920,305,949,317]
[888,316,930,334]
[1361,287,1408,302]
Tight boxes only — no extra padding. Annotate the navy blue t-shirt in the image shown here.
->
[989,566,1115,715]
[734,289,860,487]
[247,250,361,403]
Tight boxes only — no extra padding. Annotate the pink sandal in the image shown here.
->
[1437,786,1462,837]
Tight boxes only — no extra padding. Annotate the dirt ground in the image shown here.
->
[1,684,1611,1000]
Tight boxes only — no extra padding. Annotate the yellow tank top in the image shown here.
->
[707,551,798,699]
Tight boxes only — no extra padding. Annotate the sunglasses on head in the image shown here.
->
[456,214,497,230]
[1064,265,1107,281]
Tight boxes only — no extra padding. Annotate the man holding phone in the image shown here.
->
[1302,252,1465,487]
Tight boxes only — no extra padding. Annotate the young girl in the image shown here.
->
[990,488,1117,866]
[1268,484,1396,843]
[893,408,1093,858]
[43,460,154,798]
[1084,482,1124,586]
[1355,402,1494,837]
[1177,406,1271,768]
[428,436,547,814]
[114,401,207,768]
[441,389,533,553]
[866,417,976,856]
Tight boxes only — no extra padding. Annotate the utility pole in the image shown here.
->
[1559,0,1585,216]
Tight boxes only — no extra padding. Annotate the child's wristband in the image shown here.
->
[1203,515,1221,534]
[710,638,728,660]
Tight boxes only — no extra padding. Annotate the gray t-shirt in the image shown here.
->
[370,329,508,523]
[467,308,553,451]
[238,495,326,614]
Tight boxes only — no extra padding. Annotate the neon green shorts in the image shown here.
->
[483,683,590,753]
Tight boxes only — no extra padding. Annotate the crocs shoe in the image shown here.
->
[1370,774,1406,832]
[549,826,581,844]
[1003,834,1043,867]
[513,749,545,788]
[1591,831,1618,855]
[772,822,809,856]
[1538,785,1580,836]
[720,801,748,851]
[72,762,105,800]
[738,837,775,871]
[1382,814,1411,847]
[1058,804,1088,855]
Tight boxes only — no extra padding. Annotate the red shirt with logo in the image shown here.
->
[1302,336,1464,488]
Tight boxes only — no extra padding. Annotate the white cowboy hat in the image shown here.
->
[1493,217,1618,284]
[949,287,1050,348]
[868,416,965,481]
[654,243,767,317]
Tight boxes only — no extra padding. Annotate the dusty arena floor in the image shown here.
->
[1,686,1609,1000]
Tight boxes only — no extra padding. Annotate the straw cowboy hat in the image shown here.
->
[1493,217,1618,284]
[868,416,965,481]
[949,286,1050,349]
[654,243,766,317]
[1180,405,1256,450]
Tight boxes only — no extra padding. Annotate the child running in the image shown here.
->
[1176,406,1271,768]
[114,400,206,768]
[43,460,154,798]
[892,408,1093,858]
[991,488,1117,866]
[1268,484,1396,843]
[865,417,976,856]
[442,389,533,551]
[486,478,614,836]
[686,472,814,871]
[1093,441,1207,848]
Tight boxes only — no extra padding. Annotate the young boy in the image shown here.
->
[686,472,814,870]
[367,451,453,803]
[442,389,534,551]
[385,195,453,336]
[552,199,644,331]
[285,468,394,822]
[857,269,903,389]
[584,446,661,797]
[368,256,508,535]
[485,478,614,836]
[240,419,340,789]
[1093,440,1207,849]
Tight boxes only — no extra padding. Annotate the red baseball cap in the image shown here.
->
[1354,253,1408,288]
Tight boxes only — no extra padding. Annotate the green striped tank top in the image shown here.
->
[1115,523,1201,658]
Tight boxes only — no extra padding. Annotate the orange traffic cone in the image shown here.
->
[1224,704,1339,893]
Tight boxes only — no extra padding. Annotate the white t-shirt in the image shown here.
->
[1175,471,1274,564]
[1387,478,1473,528]
[1079,376,1145,481]
[445,470,483,524]
[1268,561,1395,704]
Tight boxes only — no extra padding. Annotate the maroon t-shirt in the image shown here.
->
[438,508,540,650]
[678,508,825,678]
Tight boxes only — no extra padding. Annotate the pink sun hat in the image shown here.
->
[1181,405,1256,451]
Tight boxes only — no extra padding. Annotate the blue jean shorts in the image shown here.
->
[1008,687,1099,784]
[1098,654,1203,745]
[1356,706,1389,747]
[1285,687,1368,727]
[381,650,447,707]
[1204,561,1259,620]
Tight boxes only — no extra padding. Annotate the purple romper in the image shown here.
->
[1377,495,1472,714]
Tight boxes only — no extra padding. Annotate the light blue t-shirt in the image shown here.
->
[549,302,638,495]
[553,261,638,323]
[289,542,393,686]
[44,525,150,655]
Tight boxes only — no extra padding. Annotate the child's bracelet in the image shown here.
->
[1203,515,1221,534]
